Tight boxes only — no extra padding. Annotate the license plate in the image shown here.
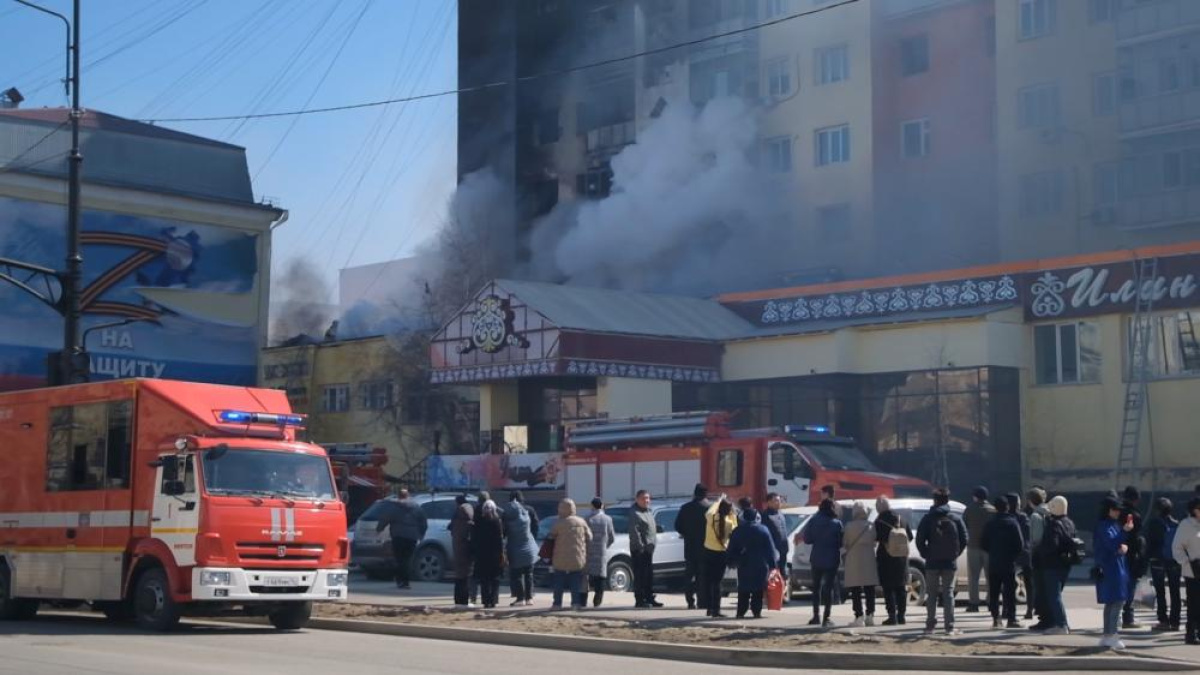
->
[263,576,297,587]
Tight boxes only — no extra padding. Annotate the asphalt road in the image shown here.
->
[0,614,1144,675]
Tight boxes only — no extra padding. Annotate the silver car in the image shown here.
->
[351,494,459,582]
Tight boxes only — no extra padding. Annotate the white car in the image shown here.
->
[351,494,459,582]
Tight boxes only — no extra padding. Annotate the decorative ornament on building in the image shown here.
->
[458,294,530,355]
[1030,272,1066,318]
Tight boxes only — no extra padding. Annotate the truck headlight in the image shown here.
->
[326,572,348,587]
[199,570,232,586]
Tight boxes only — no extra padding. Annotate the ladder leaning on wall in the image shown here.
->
[1115,256,1159,490]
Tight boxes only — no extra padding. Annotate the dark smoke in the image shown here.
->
[270,257,336,345]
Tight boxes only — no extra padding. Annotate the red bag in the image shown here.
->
[539,538,555,561]
[766,568,785,611]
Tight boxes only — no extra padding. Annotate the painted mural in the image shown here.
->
[0,196,262,390]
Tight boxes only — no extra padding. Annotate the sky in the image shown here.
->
[0,0,459,309]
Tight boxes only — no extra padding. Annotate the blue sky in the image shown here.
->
[1,0,458,306]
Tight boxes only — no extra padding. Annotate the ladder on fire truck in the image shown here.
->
[567,411,726,448]
[1115,256,1159,489]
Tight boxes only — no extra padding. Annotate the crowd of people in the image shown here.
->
[371,483,1200,651]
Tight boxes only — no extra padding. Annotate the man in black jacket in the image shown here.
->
[1147,497,1182,631]
[674,483,710,610]
[762,492,790,578]
[982,497,1026,628]
[1121,486,1147,628]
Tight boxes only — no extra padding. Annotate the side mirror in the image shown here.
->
[164,480,186,496]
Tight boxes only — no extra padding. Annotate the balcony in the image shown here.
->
[1119,90,1200,138]
[1117,0,1200,45]
[1118,187,1200,230]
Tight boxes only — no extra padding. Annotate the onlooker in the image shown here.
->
[675,483,711,611]
[875,495,912,625]
[514,491,540,540]
[821,484,837,501]
[1147,497,1182,631]
[1006,493,1035,624]
[472,500,505,609]
[917,487,968,635]
[630,490,663,608]
[585,497,615,608]
[374,488,427,590]
[963,486,995,613]
[727,507,778,619]
[1035,495,1078,635]
[762,492,790,581]
[1095,495,1134,650]
[1120,486,1147,629]
[843,501,879,627]
[703,496,738,618]
[1025,487,1051,628]
[1171,497,1200,645]
[503,492,539,607]
[805,498,844,628]
[547,498,590,610]
[982,496,1025,629]
[449,494,475,607]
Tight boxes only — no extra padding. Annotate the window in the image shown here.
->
[322,384,350,413]
[765,0,789,19]
[1089,0,1114,22]
[46,400,133,492]
[766,58,791,97]
[816,203,850,243]
[421,499,458,521]
[654,509,678,533]
[816,44,849,85]
[1094,73,1116,116]
[766,136,792,173]
[1035,322,1101,385]
[900,35,930,76]
[1132,311,1200,379]
[1018,84,1060,129]
[360,381,394,410]
[816,124,850,166]
[1020,170,1065,217]
[717,449,744,487]
[1019,0,1056,40]
[1160,57,1182,93]
[901,118,930,158]
[1161,149,1200,189]
[1093,162,1119,208]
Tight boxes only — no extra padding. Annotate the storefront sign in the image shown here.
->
[458,295,530,355]
[1027,261,1198,320]
[426,452,565,490]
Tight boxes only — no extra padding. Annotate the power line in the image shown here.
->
[140,0,861,124]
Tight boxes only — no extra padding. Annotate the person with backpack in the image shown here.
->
[1096,495,1134,649]
[674,484,711,611]
[982,496,1026,629]
[804,498,844,628]
[1147,496,1182,631]
[1025,487,1052,629]
[1035,495,1079,635]
[917,488,968,635]
[963,486,995,613]
[1171,497,1200,645]
[843,501,879,627]
[875,495,912,625]
[1120,486,1148,629]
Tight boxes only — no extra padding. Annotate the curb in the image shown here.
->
[298,616,1200,672]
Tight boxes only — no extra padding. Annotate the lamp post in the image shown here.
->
[14,0,83,385]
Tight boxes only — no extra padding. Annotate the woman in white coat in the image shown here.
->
[1172,496,1200,646]
[843,501,880,627]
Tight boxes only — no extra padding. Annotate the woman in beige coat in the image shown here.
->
[548,498,590,610]
[843,501,880,626]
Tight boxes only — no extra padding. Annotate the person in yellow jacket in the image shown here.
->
[702,496,739,618]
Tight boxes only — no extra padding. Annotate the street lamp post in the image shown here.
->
[13,0,85,384]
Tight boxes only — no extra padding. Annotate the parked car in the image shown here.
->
[785,498,1027,606]
[351,493,459,582]
[533,497,693,592]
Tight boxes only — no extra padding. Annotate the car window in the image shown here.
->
[784,513,807,533]
[422,499,457,521]
[607,507,630,534]
[359,499,392,522]
[654,508,678,533]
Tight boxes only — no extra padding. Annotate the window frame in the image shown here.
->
[45,400,134,492]
[1129,311,1200,381]
[766,57,792,98]
[816,124,850,166]
[716,448,745,487]
[900,34,930,77]
[1034,322,1101,386]
[765,135,793,173]
[901,118,931,159]
[1018,0,1056,41]
[1018,83,1060,130]
[322,383,351,413]
[815,44,849,85]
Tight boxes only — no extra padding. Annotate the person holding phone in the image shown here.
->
[1095,495,1134,650]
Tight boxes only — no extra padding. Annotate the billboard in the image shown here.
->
[426,453,565,491]
[0,196,263,390]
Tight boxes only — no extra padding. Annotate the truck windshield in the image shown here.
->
[801,443,880,472]
[202,449,336,500]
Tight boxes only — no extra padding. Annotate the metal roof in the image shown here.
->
[493,279,755,341]
[0,108,260,205]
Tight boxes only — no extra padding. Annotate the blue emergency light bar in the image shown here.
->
[218,410,306,427]
[784,424,829,435]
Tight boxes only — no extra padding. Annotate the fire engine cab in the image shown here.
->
[563,412,931,506]
[0,379,349,631]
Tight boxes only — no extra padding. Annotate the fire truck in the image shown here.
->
[0,379,349,631]
[563,412,931,507]
[322,443,390,524]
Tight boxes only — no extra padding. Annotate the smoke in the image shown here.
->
[530,97,793,295]
[270,257,336,344]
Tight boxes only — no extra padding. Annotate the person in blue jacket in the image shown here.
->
[1095,495,1135,650]
[804,498,844,627]
[727,507,779,619]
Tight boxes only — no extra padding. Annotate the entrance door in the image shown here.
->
[150,454,200,567]
[766,442,811,507]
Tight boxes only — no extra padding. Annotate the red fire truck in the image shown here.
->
[322,443,390,524]
[563,412,931,507]
[0,379,350,631]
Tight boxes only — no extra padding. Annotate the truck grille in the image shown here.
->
[249,585,312,594]
[236,542,325,562]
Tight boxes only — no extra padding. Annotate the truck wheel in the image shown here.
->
[412,546,446,582]
[606,560,633,593]
[133,568,181,632]
[268,601,312,630]
[0,564,38,621]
